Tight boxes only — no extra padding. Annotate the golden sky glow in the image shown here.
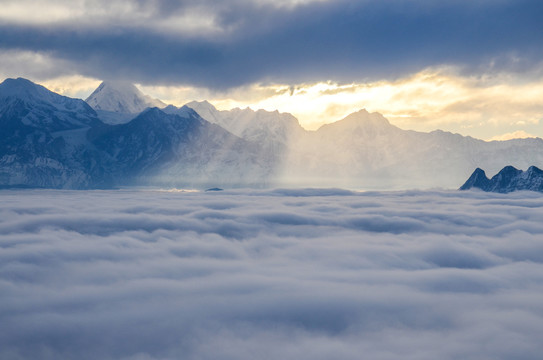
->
[137,66,543,140]
[33,66,543,141]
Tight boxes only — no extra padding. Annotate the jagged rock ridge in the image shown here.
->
[460,166,543,193]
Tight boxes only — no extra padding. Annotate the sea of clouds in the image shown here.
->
[1,188,543,360]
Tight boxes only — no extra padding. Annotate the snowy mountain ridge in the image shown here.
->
[2,77,543,190]
[0,78,100,134]
[175,101,306,146]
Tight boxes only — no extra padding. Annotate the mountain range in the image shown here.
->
[460,166,543,193]
[1,77,543,190]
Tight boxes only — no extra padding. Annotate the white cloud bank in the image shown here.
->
[1,189,543,360]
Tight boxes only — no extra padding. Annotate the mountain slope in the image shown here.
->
[0,77,100,132]
[89,107,274,187]
[175,101,306,152]
[0,78,107,188]
[1,79,277,189]
[282,109,543,189]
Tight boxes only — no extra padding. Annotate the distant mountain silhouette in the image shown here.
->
[460,166,543,193]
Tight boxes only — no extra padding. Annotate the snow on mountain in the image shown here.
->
[0,77,100,131]
[0,78,106,188]
[163,101,306,181]
[0,78,274,189]
[181,100,221,123]
[180,101,306,148]
[85,81,166,116]
[2,77,543,190]
[460,166,543,192]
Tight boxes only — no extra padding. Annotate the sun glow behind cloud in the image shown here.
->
[138,66,543,140]
[237,68,543,137]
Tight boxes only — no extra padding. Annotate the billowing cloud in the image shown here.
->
[1,0,542,88]
[0,49,77,81]
[2,189,543,359]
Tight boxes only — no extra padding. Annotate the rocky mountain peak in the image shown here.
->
[460,166,543,193]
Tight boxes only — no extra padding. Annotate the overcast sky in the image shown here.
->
[1,0,543,138]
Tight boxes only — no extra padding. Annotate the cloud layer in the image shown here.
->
[1,0,542,88]
[2,189,543,359]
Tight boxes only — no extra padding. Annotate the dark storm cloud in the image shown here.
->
[2,188,543,359]
[1,0,542,87]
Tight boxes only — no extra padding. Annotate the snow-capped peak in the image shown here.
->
[183,100,305,145]
[0,77,60,103]
[0,77,100,131]
[85,81,166,114]
[184,100,222,123]
[0,77,96,114]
